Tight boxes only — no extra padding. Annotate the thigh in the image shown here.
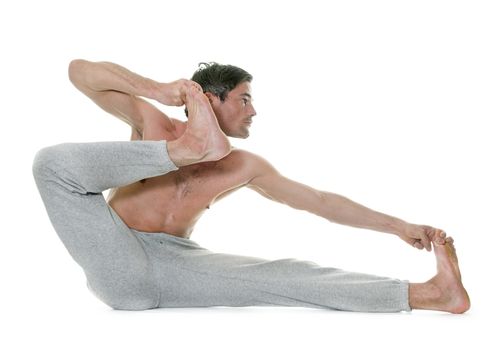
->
[36,177,159,309]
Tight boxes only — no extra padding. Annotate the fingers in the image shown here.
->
[178,79,203,104]
[427,227,446,241]
[412,232,450,251]
[405,225,453,252]
[411,240,429,251]
[186,80,203,93]
[433,229,447,245]
[421,226,448,247]
[410,225,432,251]
[420,232,432,251]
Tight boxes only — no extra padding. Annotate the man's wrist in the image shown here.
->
[148,81,167,102]
[391,219,409,236]
[153,81,186,106]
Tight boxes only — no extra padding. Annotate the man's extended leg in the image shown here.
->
[133,230,411,312]
[137,231,469,313]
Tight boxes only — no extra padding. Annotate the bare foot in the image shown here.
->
[168,85,231,167]
[426,237,470,313]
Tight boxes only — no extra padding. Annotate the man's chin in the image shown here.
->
[226,131,250,139]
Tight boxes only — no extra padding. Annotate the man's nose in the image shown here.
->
[249,105,257,117]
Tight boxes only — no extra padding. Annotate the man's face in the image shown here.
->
[207,82,256,139]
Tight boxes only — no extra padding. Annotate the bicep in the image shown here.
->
[70,72,168,134]
[86,89,146,130]
[246,156,323,211]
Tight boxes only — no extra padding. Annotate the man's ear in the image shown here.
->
[204,92,219,104]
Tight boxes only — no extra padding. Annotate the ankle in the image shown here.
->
[167,138,204,167]
[204,141,231,162]
[409,281,442,310]
[425,278,444,301]
[167,136,230,167]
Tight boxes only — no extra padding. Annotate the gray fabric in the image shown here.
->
[32,140,411,312]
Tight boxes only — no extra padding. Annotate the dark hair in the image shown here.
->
[184,62,253,117]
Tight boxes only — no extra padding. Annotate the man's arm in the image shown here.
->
[68,59,192,136]
[246,153,439,250]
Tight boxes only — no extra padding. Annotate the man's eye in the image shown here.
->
[242,99,249,105]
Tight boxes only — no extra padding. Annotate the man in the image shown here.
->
[32,59,470,313]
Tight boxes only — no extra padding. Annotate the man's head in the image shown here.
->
[187,62,256,139]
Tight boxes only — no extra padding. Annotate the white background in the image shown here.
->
[1,0,488,349]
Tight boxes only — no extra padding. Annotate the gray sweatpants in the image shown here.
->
[32,140,411,312]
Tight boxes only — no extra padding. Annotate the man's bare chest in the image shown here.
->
[113,149,250,209]
[164,160,230,204]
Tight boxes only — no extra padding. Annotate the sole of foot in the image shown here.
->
[174,86,231,165]
[431,237,470,314]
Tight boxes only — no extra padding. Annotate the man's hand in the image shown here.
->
[398,223,447,251]
[156,79,203,106]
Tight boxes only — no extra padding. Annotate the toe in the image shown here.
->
[436,237,446,245]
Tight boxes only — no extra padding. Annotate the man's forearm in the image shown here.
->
[319,191,407,236]
[68,59,162,100]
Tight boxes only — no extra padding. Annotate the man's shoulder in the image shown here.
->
[227,147,267,164]
[225,148,276,176]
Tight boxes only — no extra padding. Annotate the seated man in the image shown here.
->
[32,59,470,313]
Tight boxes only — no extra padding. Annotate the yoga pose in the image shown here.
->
[32,59,470,313]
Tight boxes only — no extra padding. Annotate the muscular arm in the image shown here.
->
[68,59,187,136]
[246,153,407,236]
[69,59,164,100]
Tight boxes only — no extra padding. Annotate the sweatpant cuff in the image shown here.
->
[161,141,179,171]
[400,279,412,312]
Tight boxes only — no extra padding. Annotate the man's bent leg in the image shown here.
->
[32,140,179,310]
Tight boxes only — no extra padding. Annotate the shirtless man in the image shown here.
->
[32,59,470,313]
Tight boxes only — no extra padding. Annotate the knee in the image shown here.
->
[32,144,65,179]
[107,296,159,311]
[87,280,160,311]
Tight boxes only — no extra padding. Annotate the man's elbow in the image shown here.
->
[68,59,91,88]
